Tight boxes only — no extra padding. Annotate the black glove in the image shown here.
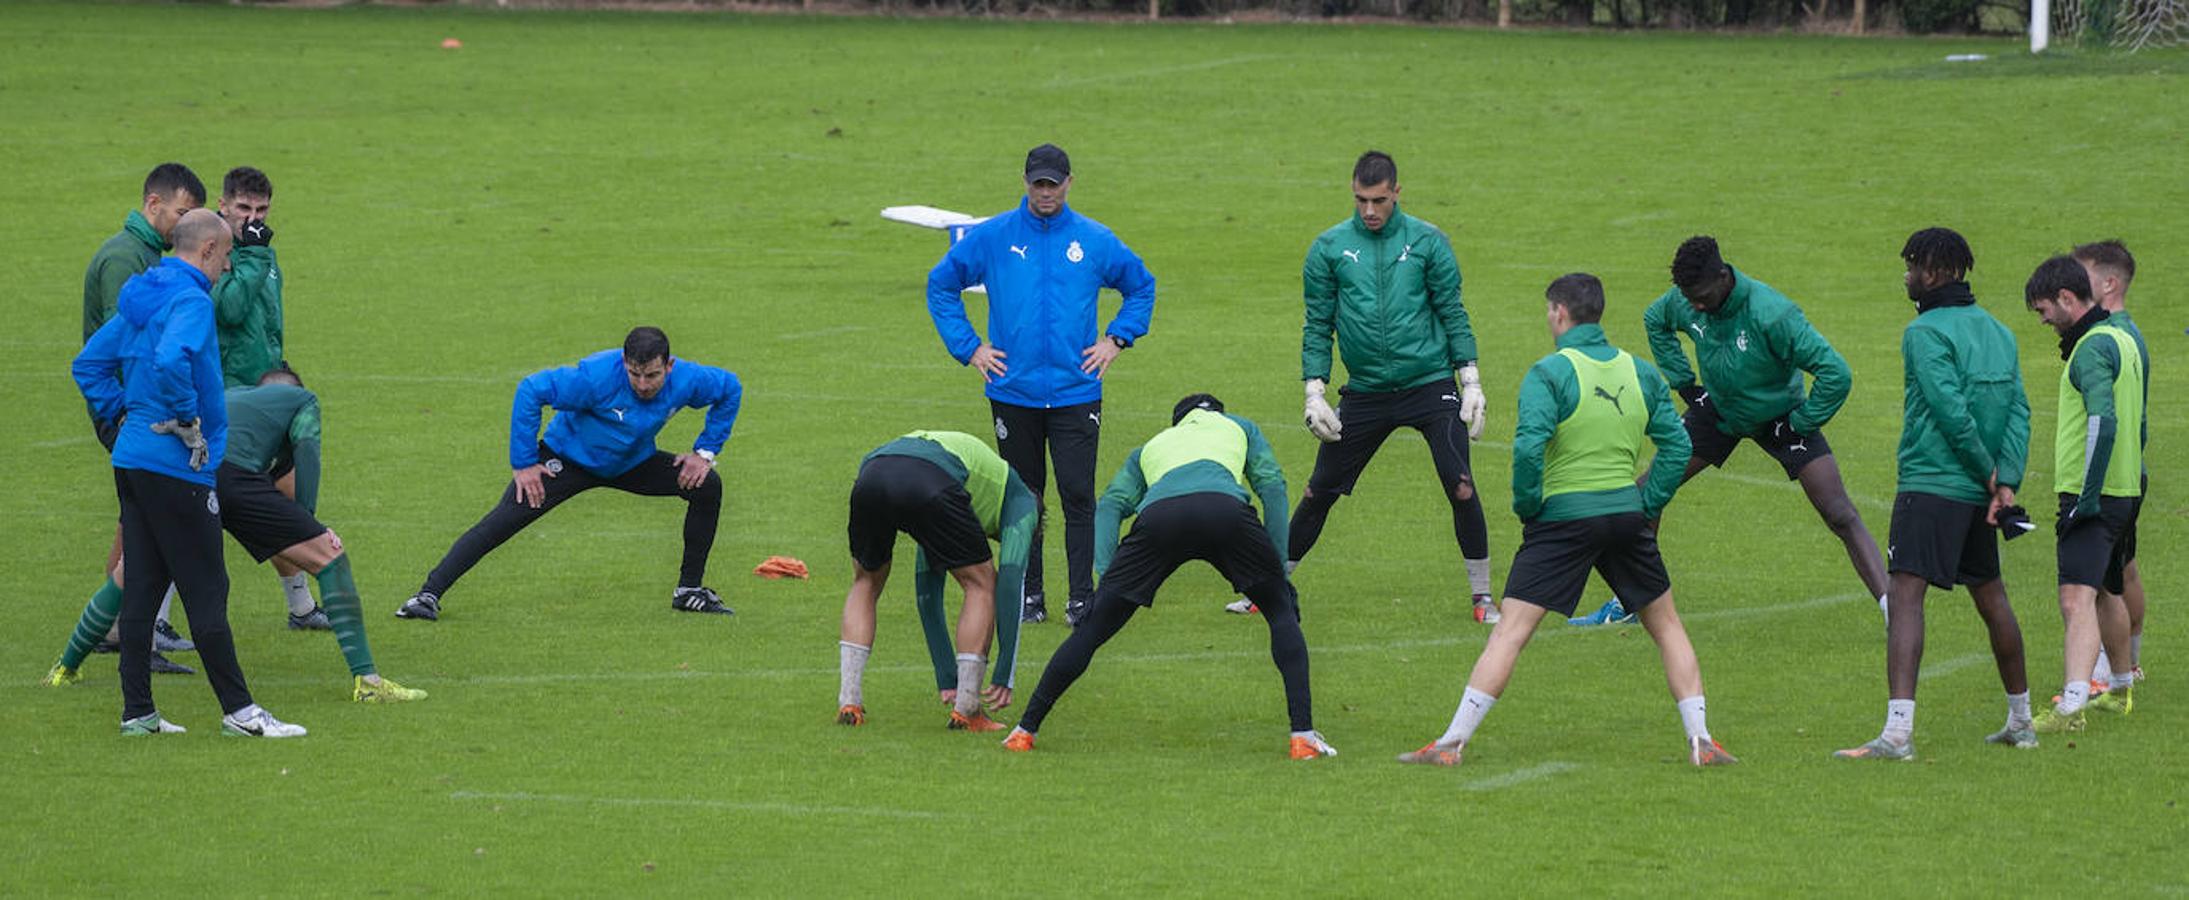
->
[1995,505,2035,541]
[1768,415,1806,442]
[236,219,274,248]
[1678,385,1710,410]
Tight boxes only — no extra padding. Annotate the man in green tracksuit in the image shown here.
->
[1606,235,1887,624]
[213,166,284,388]
[1290,150,1496,623]
[1836,228,2034,761]
[838,430,1035,733]
[77,162,208,669]
[2024,257,2147,734]
[48,367,426,703]
[1401,274,1733,768]
[1003,395,1332,760]
[2071,240,2148,691]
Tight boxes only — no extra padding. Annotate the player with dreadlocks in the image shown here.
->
[1837,227,2036,760]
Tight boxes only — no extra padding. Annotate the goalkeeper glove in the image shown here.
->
[1303,379,1341,443]
[151,418,208,471]
[1458,363,1486,440]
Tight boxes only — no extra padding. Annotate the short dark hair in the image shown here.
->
[2072,239,2135,284]
[2025,255,2093,305]
[1172,393,1224,425]
[1546,273,1606,324]
[144,163,206,205]
[1900,227,1974,282]
[258,364,303,387]
[1670,235,1725,290]
[1352,151,1397,189]
[623,326,671,364]
[223,166,273,200]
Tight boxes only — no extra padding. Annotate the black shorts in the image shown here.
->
[2055,493,2136,591]
[215,463,326,562]
[1306,377,1472,495]
[1501,512,1670,617]
[1684,401,1830,480]
[1886,492,2000,590]
[847,455,991,573]
[1095,493,1286,608]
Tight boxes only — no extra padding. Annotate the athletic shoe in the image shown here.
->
[1690,736,1739,766]
[1224,598,1260,615]
[288,607,332,631]
[1064,596,1089,628]
[1001,727,1036,752]
[836,704,866,726]
[1289,730,1338,760]
[120,712,186,735]
[947,710,1007,732]
[1472,594,1500,624]
[353,675,428,703]
[1021,593,1048,624]
[395,591,440,621]
[1396,741,1464,766]
[2088,686,2134,716]
[1832,737,1913,761]
[42,664,80,687]
[1569,597,1635,626]
[148,652,194,675]
[153,620,194,653]
[91,638,119,654]
[671,586,733,615]
[1983,722,2039,749]
[221,704,307,738]
[2131,665,2145,683]
[2032,707,2086,734]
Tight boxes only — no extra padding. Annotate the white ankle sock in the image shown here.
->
[2058,681,2090,714]
[953,653,985,717]
[2006,692,2031,725]
[2110,670,2136,693]
[1464,558,1492,596]
[837,642,870,707]
[1437,687,1496,747]
[2095,648,2112,681]
[281,573,315,616]
[157,586,176,625]
[1882,699,1915,744]
[1677,695,1710,742]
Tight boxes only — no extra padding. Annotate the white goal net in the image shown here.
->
[2037,0,2189,52]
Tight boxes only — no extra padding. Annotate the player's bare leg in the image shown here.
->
[943,562,1005,730]
[1636,592,1733,765]
[1794,456,1889,602]
[836,563,887,724]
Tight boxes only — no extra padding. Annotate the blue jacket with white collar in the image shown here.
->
[926,199,1156,409]
[510,349,742,479]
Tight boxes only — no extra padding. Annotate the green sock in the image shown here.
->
[315,555,376,677]
[60,577,125,669]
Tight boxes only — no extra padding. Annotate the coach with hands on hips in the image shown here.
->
[926,143,1157,627]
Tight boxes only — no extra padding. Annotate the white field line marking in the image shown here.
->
[448,790,957,821]
[1918,652,1992,682]
[28,435,91,449]
[1715,471,1891,513]
[1046,54,1278,88]
[1464,762,1581,792]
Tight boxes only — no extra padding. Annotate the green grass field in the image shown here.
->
[3,2,2185,893]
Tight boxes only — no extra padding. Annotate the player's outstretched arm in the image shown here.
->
[1638,363,1694,519]
[1777,308,1852,434]
[989,474,1037,692]
[507,364,584,469]
[911,548,958,695]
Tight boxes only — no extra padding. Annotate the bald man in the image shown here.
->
[72,209,306,737]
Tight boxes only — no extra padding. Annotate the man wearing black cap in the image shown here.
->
[926,143,1158,627]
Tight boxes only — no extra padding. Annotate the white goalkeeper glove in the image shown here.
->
[1458,364,1486,440]
[1303,379,1342,443]
[151,417,208,471]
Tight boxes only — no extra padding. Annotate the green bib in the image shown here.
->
[2054,325,2145,497]
[1138,410,1247,488]
[907,430,1009,533]
[1543,348,1648,499]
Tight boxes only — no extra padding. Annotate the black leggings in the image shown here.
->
[1017,576,1314,735]
[115,468,253,719]
[991,399,1100,605]
[422,447,722,597]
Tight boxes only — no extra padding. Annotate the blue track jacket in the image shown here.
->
[510,349,743,479]
[74,258,228,486]
[926,199,1156,408]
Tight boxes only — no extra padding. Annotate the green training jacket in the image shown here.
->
[223,383,324,515]
[1642,268,1852,436]
[215,243,284,387]
[1511,324,1690,522]
[81,210,165,343]
[1895,288,2029,505]
[1301,204,1477,393]
[1092,409,1289,574]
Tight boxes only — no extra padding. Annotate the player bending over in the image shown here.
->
[1004,395,1334,760]
[837,431,1035,731]
[1400,275,1733,768]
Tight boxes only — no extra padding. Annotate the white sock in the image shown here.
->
[2094,648,2112,681]
[953,653,985,717]
[157,586,176,625]
[2006,692,2032,725]
[2110,670,2136,693]
[1877,594,1889,616]
[1465,558,1492,597]
[1677,695,1710,742]
[281,573,315,616]
[1436,687,1497,747]
[837,642,870,707]
[1882,699,1915,745]
[2058,681,2090,714]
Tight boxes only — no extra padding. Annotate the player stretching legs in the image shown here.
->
[1400,275,1732,767]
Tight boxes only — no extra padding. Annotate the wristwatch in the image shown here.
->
[1108,334,1131,349]
[694,448,717,466]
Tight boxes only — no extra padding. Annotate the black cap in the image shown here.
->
[1024,143,1070,184]
[1172,393,1224,425]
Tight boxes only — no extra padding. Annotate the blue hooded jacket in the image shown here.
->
[926,199,1156,409]
[510,349,742,479]
[74,257,229,486]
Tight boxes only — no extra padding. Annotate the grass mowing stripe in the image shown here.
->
[449,789,961,820]
[1463,761,1584,792]
[1917,652,1995,682]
